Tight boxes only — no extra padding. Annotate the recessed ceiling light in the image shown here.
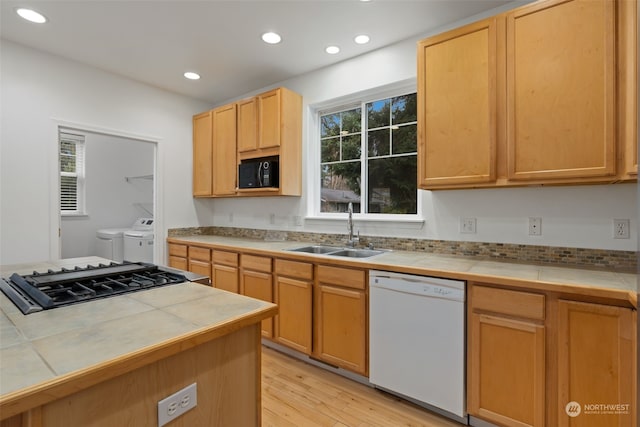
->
[16,8,47,24]
[354,35,370,44]
[262,32,282,44]
[325,46,340,54]
[184,72,201,80]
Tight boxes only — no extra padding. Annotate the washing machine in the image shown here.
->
[95,227,130,262]
[123,218,154,263]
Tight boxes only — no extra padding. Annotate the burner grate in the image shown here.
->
[0,262,187,314]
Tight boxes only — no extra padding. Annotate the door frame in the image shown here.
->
[50,119,163,263]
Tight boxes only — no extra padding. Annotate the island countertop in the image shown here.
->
[168,235,638,308]
[0,257,277,419]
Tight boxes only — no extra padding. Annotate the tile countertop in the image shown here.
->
[0,257,277,411]
[168,235,638,308]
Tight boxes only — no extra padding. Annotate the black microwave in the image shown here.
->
[238,159,279,189]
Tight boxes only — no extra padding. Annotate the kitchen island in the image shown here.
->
[0,257,277,427]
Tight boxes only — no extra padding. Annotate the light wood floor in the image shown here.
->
[261,346,464,427]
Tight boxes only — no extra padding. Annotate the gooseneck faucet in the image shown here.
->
[347,202,359,247]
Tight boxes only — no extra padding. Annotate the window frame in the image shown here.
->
[59,131,87,216]
[308,82,423,223]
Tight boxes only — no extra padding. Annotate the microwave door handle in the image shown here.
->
[258,162,263,187]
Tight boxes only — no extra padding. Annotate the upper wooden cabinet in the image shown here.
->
[192,104,237,197]
[193,87,302,197]
[192,111,213,196]
[417,0,637,189]
[212,104,238,196]
[237,97,258,153]
[237,87,303,197]
[507,0,616,181]
[417,18,498,187]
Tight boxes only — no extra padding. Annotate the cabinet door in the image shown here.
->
[506,0,616,181]
[192,111,212,196]
[417,18,497,188]
[274,275,312,354]
[213,264,239,293]
[315,284,366,375]
[241,270,273,337]
[469,285,546,427]
[258,89,281,149]
[237,97,258,153]
[469,313,545,427]
[212,104,237,195]
[557,300,636,427]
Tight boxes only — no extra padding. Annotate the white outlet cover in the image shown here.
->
[613,219,630,239]
[158,383,197,427]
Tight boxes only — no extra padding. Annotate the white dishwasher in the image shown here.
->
[369,270,467,423]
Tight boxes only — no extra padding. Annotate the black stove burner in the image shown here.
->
[0,262,187,314]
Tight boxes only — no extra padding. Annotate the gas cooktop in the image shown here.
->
[0,262,188,314]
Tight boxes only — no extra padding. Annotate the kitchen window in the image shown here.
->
[59,131,86,215]
[318,92,418,216]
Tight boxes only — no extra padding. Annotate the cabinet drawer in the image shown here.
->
[189,246,211,262]
[471,285,545,320]
[168,243,188,258]
[241,254,272,272]
[275,259,313,280]
[317,265,365,290]
[213,250,238,267]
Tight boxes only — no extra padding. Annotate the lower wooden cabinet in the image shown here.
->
[274,259,313,354]
[167,243,188,271]
[557,300,636,427]
[468,285,546,427]
[212,250,239,293]
[188,246,212,279]
[240,255,274,337]
[468,283,637,427]
[314,265,367,375]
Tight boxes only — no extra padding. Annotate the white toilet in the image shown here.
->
[95,228,130,262]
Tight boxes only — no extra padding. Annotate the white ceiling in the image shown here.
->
[1,0,516,105]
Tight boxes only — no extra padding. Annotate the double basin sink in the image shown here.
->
[287,245,386,258]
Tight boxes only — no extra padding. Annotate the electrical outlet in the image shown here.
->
[228,213,233,223]
[613,219,630,239]
[158,383,197,427]
[269,213,275,224]
[460,217,477,234]
[529,217,542,236]
[293,215,303,226]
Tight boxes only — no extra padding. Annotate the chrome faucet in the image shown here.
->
[347,202,359,247]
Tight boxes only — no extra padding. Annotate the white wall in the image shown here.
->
[205,12,638,252]
[1,1,637,266]
[60,131,154,259]
[0,40,212,265]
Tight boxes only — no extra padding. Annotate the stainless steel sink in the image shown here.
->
[287,245,341,254]
[286,245,386,258]
[327,249,385,258]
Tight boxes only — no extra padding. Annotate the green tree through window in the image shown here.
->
[320,93,417,214]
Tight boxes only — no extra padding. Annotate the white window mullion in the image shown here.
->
[361,103,368,214]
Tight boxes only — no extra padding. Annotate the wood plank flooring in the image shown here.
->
[261,346,464,427]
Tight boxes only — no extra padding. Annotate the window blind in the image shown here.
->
[59,132,85,213]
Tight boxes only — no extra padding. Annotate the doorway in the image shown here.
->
[58,126,156,261]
